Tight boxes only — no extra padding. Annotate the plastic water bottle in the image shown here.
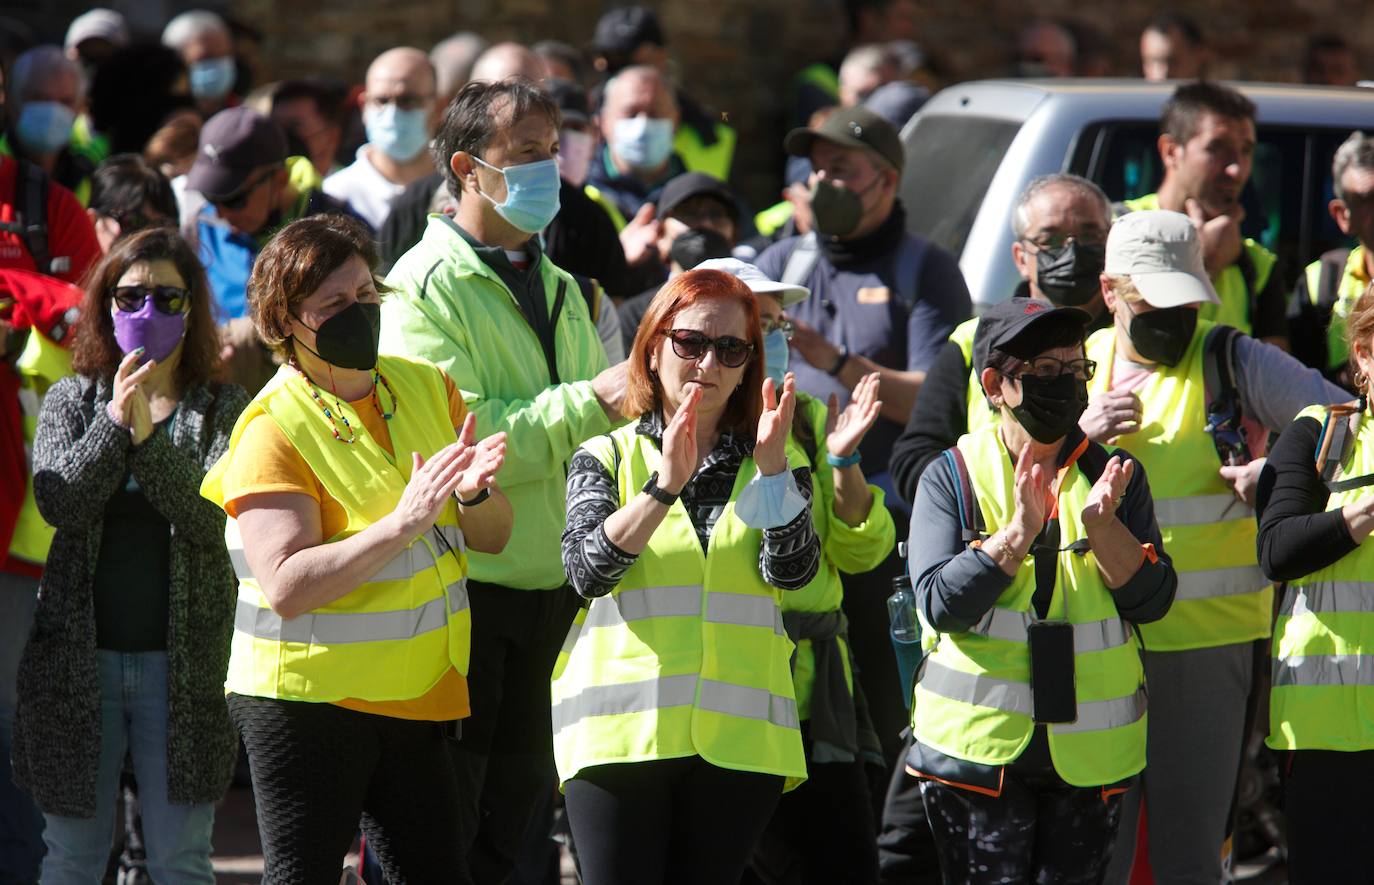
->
[888,542,919,643]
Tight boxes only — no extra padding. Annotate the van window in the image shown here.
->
[900,116,1021,257]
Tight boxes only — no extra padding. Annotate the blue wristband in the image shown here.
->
[826,450,862,468]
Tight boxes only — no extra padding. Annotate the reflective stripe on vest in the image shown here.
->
[911,426,1147,787]
[918,659,1146,734]
[226,524,466,585]
[552,673,800,734]
[233,575,468,644]
[971,608,1131,653]
[1086,321,1270,651]
[552,427,807,787]
[1269,405,1374,752]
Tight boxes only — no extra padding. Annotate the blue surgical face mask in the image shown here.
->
[189,56,237,101]
[611,115,674,171]
[472,156,562,234]
[364,103,431,162]
[763,328,790,387]
[16,101,75,155]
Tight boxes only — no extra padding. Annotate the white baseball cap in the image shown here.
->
[1104,209,1219,309]
[65,9,130,51]
[694,257,809,307]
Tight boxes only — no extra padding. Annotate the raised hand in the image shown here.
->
[453,413,507,500]
[1082,455,1134,529]
[1080,389,1142,444]
[391,442,477,538]
[789,316,841,372]
[659,386,701,494]
[1011,442,1052,537]
[826,372,882,459]
[755,372,797,476]
[1186,197,1245,278]
[112,348,156,444]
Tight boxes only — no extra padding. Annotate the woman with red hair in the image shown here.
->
[558,268,821,884]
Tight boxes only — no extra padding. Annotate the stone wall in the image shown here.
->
[19,0,1374,206]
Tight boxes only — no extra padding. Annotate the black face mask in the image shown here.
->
[294,301,381,370]
[1009,372,1089,444]
[670,228,733,270]
[1034,241,1105,307]
[1126,303,1198,367]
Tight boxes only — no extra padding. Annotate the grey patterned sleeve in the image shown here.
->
[562,449,638,599]
[759,466,820,590]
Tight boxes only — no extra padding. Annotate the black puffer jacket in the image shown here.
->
[13,374,247,817]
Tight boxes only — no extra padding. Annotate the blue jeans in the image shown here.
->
[0,572,44,884]
[39,651,215,885]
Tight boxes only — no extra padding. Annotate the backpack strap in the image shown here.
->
[940,447,984,544]
[781,231,822,288]
[571,272,600,323]
[0,158,51,275]
[1316,399,1366,490]
[1202,324,1249,465]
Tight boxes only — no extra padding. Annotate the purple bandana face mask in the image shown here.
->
[112,296,187,364]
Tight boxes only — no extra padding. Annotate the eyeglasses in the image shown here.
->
[1020,232,1107,252]
[663,328,754,368]
[368,93,435,111]
[1015,356,1097,382]
[212,169,275,211]
[113,285,188,316]
[761,317,794,340]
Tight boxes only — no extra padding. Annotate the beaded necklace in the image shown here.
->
[291,360,398,444]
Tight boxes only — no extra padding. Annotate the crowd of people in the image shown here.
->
[0,3,1372,885]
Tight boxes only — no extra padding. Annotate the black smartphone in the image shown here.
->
[1027,620,1076,724]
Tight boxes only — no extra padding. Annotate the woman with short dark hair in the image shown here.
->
[204,213,511,883]
[86,153,179,254]
[12,227,248,882]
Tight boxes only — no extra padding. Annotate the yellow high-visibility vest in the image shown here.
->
[9,329,72,565]
[1086,321,1269,650]
[552,425,807,788]
[912,426,1147,787]
[1269,403,1374,751]
[202,355,470,703]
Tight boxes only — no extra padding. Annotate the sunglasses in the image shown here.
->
[113,285,188,316]
[761,317,795,340]
[212,170,275,210]
[663,328,754,368]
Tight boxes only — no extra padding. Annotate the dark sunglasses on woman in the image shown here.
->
[113,285,188,316]
[663,328,755,368]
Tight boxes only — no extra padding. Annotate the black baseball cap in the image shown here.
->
[592,6,665,56]
[546,78,590,127]
[972,297,1092,374]
[187,108,288,200]
[657,172,739,220]
[784,106,904,173]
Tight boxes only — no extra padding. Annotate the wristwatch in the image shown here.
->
[641,471,680,506]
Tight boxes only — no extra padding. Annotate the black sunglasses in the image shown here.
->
[663,328,754,368]
[113,285,188,316]
[212,169,274,210]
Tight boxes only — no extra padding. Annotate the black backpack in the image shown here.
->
[0,158,53,275]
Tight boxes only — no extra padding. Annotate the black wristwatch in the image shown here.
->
[641,471,680,506]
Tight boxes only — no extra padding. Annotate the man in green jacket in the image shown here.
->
[381,78,627,883]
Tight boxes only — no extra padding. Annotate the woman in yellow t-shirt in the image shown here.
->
[206,215,511,884]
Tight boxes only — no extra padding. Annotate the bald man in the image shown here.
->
[323,46,438,230]
[586,64,684,222]
[469,41,546,84]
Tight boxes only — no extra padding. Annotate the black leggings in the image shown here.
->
[1285,748,1374,885]
[565,756,784,885]
[227,693,468,885]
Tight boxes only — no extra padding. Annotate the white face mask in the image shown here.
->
[557,129,595,188]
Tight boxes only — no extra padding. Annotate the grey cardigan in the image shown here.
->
[12,373,248,817]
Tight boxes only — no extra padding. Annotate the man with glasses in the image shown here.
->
[890,174,1113,507]
[184,107,357,322]
[1290,131,1374,386]
[324,47,439,231]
